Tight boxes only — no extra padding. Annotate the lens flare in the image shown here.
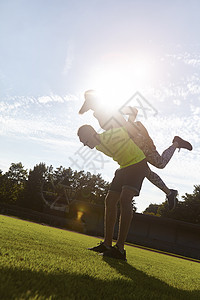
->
[77,211,84,221]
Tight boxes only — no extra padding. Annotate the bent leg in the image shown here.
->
[147,144,176,169]
[148,137,192,168]
[133,131,177,169]
[146,167,170,195]
[160,144,177,167]
[104,191,120,247]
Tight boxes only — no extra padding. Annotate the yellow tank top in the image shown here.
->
[96,127,146,168]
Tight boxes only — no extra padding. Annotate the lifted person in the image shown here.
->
[79,90,193,209]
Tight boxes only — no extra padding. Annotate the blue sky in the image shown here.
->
[0,0,200,212]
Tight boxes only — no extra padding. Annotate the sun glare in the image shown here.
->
[88,54,157,110]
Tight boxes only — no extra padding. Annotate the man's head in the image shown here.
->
[79,90,98,114]
[77,125,100,149]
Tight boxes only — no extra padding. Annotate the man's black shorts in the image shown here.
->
[109,159,148,196]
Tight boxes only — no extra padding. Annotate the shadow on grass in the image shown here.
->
[103,257,200,299]
[0,263,199,300]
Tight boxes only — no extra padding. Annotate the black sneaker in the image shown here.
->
[88,242,111,253]
[166,189,178,210]
[173,136,192,151]
[101,245,127,261]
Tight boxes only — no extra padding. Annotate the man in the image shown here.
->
[79,90,192,209]
[78,124,149,261]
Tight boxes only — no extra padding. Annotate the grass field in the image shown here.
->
[0,215,200,300]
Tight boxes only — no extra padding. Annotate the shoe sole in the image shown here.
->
[172,198,178,210]
[172,192,178,210]
[168,190,178,211]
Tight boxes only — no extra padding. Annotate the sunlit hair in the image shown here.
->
[84,90,99,101]
[84,89,96,97]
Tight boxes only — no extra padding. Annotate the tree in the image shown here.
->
[0,173,10,203]
[179,185,200,224]
[1,161,111,212]
[21,163,48,212]
[42,167,110,210]
[71,171,110,204]
[0,163,28,205]
[143,203,160,216]
[52,166,72,186]
[6,162,28,184]
[41,166,74,211]
[146,185,200,225]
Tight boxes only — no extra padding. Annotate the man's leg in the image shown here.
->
[104,191,120,247]
[101,188,136,261]
[116,188,137,252]
[88,190,120,252]
[102,160,148,260]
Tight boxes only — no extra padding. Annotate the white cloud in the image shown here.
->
[29,136,77,148]
[1,93,79,109]
[38,96,54,104]
[167,52,200,69]
[63,94,79,102]
[0,115,75,138]
[190,105,200,115]
[187,82,200,94]
[173,99,181,106]
[0,101,23,113]
[185,58,200,67]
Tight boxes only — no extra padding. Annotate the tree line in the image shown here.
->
[0,162,110,213]
[144,185,200,225]
[0,162,200,225]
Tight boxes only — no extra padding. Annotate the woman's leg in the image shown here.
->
[146,144,177,169]
[146,167,170,194]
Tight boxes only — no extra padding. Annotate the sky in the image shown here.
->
[0,0,200,212]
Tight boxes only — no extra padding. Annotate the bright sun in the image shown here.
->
[87,53,157,110]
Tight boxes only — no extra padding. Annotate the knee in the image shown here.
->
[105,192,119,208]
[158,162,166,169]
[151,161,165,169]
[157,164,165,169]
[148,156,166,169]
[120,197,134,216]
[120,197,133,210]
[120,189,135,207]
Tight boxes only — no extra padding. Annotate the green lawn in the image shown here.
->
[0,215,200,300]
